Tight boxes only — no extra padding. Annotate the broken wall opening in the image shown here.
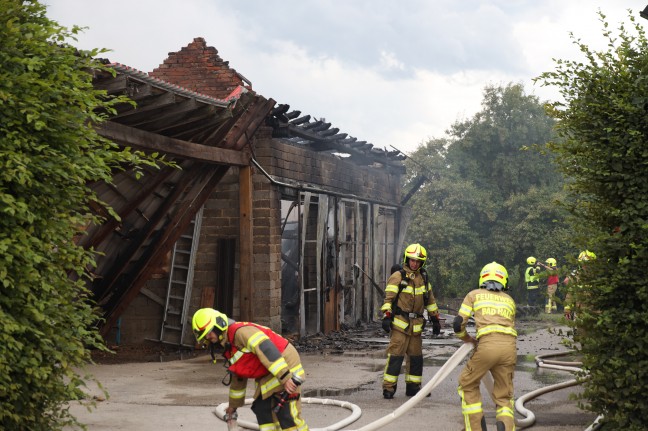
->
[280,191,399,337]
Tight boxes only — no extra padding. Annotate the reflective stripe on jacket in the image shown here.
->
[456,289,517,340]
[525,266,539,288]
[225,322,289,379]
[381,268,438,335]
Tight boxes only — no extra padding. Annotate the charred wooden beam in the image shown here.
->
[290,115,310,125]
[92,163,199,303]
[311,122,331,132]
[271,104,289,116]
[285,110,301,120]
[400,174,428,206]
[116,98,199,128]
[219,97,276,149]
[144,105,215,134]
[111,92,177,119]
[329,133,348,141]
[320,127,339,137]
[302,120,323,130]
[339,137,357,145]
[99,164,230,336]
[94,74,128,94]
[80,167,177,249]
[302,141,339,152]
[97,121,249,166]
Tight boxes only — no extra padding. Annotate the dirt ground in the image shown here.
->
[68,316,598,431]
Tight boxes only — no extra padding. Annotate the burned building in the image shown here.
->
[88,38,409,346]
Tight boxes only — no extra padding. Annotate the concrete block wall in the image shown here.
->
[192,167,241,317]
[254,129,401,203]
[250,165,283,329]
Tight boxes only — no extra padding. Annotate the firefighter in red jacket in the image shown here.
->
[380,243,440,399]
[540,257,559,313]
[192,308,308,431]
[454,262,517,431]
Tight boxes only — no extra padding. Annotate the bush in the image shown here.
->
[0,1,160,429]
[537,11,648,429]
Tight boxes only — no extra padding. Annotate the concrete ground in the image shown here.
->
[67,320,598,431]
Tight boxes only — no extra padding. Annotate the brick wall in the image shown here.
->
[149,37,248,99]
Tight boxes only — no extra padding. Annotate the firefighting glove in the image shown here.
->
[429,314,441,336]
[382,313,392,333]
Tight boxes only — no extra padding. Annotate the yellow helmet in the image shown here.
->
[546,257,557,267]
[403,243,427,266]
[479,261,509,290]
[578,250,596,261]
[526,256,536,265]
[192,308,229,342]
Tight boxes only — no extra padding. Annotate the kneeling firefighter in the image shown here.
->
[454,262,517,431]
[192,308,308,431]
[380,243,440,399]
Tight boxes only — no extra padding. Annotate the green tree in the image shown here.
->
[0,1,161,429]
[537,11,648,430]
[405,83,570,300]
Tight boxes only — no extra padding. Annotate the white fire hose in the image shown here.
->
[513,350,604,430]
[215,341,602,430]
[214,343,474,431]
[214,397,362,431]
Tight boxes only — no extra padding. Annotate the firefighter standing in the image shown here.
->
[524,256,541,306]
[192,308,308,431]
[564,250,596,320]
[454,262,517,431]
[541,258,559,313]
[380,243,440,399]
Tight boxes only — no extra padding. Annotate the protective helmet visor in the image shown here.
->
[192,309,228,343]
[403,244,427,266]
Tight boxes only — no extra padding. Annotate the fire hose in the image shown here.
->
[213,343,474,431]
[214,340,602,430]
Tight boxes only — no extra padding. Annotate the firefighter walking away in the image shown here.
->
[454,262,517,431]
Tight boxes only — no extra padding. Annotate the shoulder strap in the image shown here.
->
[420,268,429,287]
[398,269,407,289]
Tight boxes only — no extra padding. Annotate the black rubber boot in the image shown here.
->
[383,389,395,399]
[481,416,488,430]
[405,383,431,397]
[496,420,505,431]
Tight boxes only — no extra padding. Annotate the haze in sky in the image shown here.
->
[45,1,646,155]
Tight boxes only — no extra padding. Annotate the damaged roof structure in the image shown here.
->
[87,38,410,346]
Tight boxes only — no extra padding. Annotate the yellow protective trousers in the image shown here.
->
[382,329,423,393]
[251,392,309,431]
[458,334,516,431]
[545,283,558,313]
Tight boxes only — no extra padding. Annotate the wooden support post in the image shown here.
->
[239,166,253,321]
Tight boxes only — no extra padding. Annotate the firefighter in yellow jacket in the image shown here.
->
[192,308,308,431]
[380,243,440,399]
[454,262,517,431]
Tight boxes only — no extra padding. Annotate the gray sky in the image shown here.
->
[45,1,646,154]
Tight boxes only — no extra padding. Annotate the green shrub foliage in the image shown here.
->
[0,1,160,429]
[537,11,648,429]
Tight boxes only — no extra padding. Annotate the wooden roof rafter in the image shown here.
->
[266,103,406,172]
[88,61,277,336]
